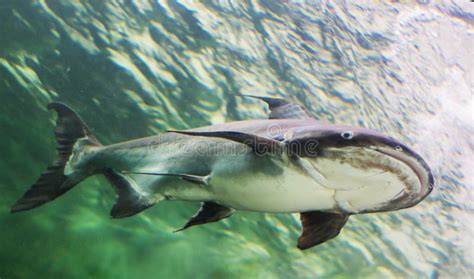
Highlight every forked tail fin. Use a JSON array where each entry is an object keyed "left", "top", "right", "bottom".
[{"left": 10, "top": 102, "right": 101, "bottom": 213}]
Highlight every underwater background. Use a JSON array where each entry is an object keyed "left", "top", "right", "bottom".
[{"left": 0, "top": 0, "right": 472, "bottom": 278}]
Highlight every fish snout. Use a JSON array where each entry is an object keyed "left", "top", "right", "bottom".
[{"left": 372, "top": 142, "right": 434, "bottom": 202}]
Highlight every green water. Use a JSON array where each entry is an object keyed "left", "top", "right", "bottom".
[{"left": 1, "top": 1, "right": 472, "bottom": 278}]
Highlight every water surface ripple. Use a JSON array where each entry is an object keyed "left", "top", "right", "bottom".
[{"left": 0, "top": 1, "right": 472, "bottom": 278}]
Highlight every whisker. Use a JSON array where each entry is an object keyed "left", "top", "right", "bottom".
[{"left": 366, "top": 170, "right": 388, "bottom": 178}]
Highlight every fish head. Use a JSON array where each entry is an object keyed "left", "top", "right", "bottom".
[{"left": 286, "top": 125, "right": 434, "bottom": 213}]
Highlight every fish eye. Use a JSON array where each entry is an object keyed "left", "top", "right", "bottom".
[
  {"left": 395, "top": 145, "right": 403, "bottom": 152},
  {"left": 341, "top": 131, "right": 353, "bottom": 140}
]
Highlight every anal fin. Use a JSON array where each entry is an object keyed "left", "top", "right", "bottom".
[
  {"left": 298, "top": 211, "right": 349, "bottom": 250},
  {"left": 175, "top": 202, "right": 234, "bottom": 232},
  {"left": 103, "top": 169, "right": 155, "bottom": 218}
]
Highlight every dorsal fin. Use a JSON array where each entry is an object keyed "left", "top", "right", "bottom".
[
  {"left": 175, "top": 202, "right": 234, "bottom": 232},
  {"left": 297, "top": 211, "right": 349, "bottom": 250},
  {"left": 242, "top": 95, "right": 312, "bottom": 119}
]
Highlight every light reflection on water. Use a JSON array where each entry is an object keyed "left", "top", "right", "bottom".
[{"left": 0, "top": 1, "right": 472, "bottom": 278}]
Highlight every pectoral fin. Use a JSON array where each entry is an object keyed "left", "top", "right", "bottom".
[
  {"left": 122, "top": 171, "right": 210, "bottom": 185},
  {"left": 168, "top": 130, "right": 284, "bottom": 156},
  {"left": 297, "top": 211, "right": 349, "bottom": 250},
  {"left": 175, "top": 202, "right": 235, "bottom": 232}
]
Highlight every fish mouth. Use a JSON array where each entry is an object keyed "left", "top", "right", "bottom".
[
  {"left": 298, "top": 142, "right": 434, "bottom": 213},
  {"left": 371, "top": 145, "right": 434, "bottom": 202}
]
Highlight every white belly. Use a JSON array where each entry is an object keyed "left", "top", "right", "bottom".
[{"left": 207, "top": 155, "right": 336, "bottom": 213}]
